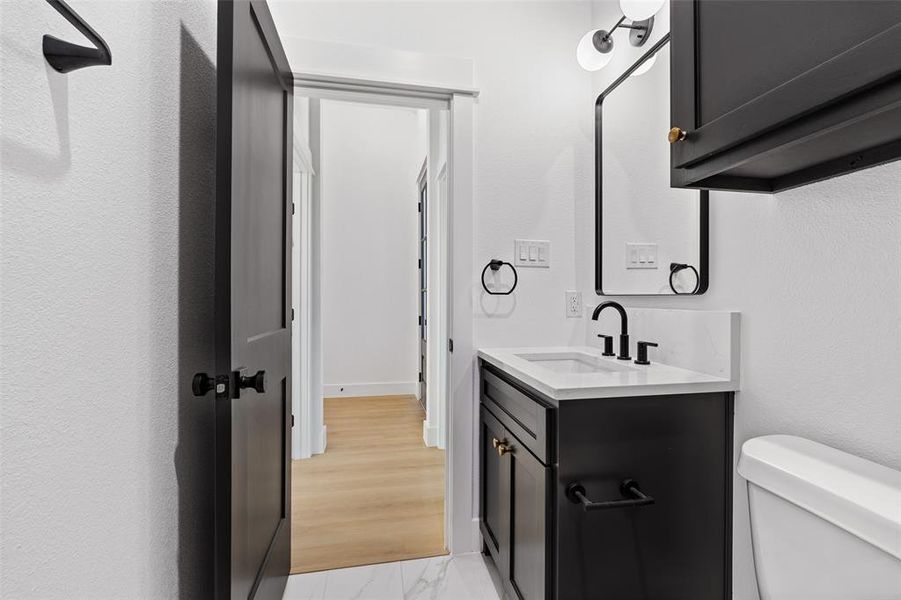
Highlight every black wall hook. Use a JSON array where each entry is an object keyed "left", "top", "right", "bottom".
[
  {"left": 481, "top": 259, "right": 518, "bottom": 295},
  {"left": 43, "top": 0, "right": 112, "bottom": 73}
]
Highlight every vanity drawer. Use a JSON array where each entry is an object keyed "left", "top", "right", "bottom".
[{"left": 480, "top": 365, "right": 553, "bottom": 465}]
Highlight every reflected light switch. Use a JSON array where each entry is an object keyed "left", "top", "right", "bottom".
[{"left": 626, "top": 243, "right": 658, "bottom": 269}]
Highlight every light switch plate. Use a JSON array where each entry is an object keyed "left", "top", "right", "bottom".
[
  {"left": 515, "top": 239, "right": 550, "bottom": 268},
  {"left": 565, "top": 290, "right": 582, "bottom": 318},
  {"left": 626, "top": 243, "right": 658, "bottom": 269}
]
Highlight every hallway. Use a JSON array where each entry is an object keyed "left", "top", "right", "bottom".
[{"left": 291, "top": 396, "right": 446, "bottom": 574}]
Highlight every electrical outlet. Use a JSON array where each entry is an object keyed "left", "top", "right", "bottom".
[{"left": 565, "top": 291, "right": 582, "bottom": 318}]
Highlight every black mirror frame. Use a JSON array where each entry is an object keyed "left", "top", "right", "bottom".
[{"left": 595, "top": 33, "right": 709, "bottom": 297}]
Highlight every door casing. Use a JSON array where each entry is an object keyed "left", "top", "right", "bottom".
[{"left": 292, "top": 75, "right": 478, "bottom": 554}]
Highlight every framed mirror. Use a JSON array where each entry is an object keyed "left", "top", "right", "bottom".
[{"left": 596, "top": 35, "right": 708, "bottom": 296}]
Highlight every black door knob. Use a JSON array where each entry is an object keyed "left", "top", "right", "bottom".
[
  {"left": 192, "top": 372, "right": 215, "bottom": 397},
  {"left": 239, "top": 370, "right": 267, "bottom": 394}
]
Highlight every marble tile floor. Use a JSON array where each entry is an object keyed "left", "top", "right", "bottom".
[{"left": 283, "top": 552, "right": 505, "bottom": 600}]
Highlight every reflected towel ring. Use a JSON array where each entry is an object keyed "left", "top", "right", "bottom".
[
  {"left": 669, "top": 262, "right": 700, "bottom": 295},
  {"left": 481, "top": 260, "right": 518, "bottom": 295}
]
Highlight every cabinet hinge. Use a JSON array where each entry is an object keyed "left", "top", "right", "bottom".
[
  {"left": 418, "top": 372, "right": 423, "bottom": 382},
  {"left": 448, "top": 338, "right": 454, "bottom": 353},
  {"left": 291, "top": 414, "right": 295, "bottom": 427},
  {"left": 292, "top": 202, "right": 295, "bottom": 215},
  {"left": 291, "top": 308, "right": 295, "bottom": 321}
]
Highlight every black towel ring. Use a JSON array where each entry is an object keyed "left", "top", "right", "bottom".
[{"left": 481, "top": 260, "right": 518, "bottom": 295}]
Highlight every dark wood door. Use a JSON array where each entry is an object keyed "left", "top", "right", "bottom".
[{"left": 215, "top": 2, "right": 293, "bottom": 598}]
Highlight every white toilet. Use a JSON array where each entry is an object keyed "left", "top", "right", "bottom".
[{"left": 738, "top": 435, "right": 901, "bottom": 600}]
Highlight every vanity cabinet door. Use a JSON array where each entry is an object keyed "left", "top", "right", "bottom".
[
  {"left": 480, "top": 407, "right": 511, "bottom": 576},
  {"left": 507, "top": 434, "right": 551, "bottom": 600},
  {"left": 670, "top": 0, "right": 901, "bottom": 192},
  {"left": 480, "top": 405, "right": 552, "bottom": 600},
  {"left": 555, "top": 394, "right": 732, "bottom": 600}
]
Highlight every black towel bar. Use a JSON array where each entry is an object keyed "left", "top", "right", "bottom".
[{"left": 566, "top": 479, "right": 655, "bottom": 511}]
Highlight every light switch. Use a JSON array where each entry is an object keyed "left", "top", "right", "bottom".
[{"left": 514, "top": 239, "right": 551, "bottom": 268}]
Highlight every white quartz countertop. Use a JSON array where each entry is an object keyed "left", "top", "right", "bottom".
[{"left": 477, "top": 346, "right": 738, "bottom": 401}]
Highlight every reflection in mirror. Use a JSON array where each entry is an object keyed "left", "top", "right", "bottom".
[{"left": 596, "top": 35, "right": 708, "bottom": 296}]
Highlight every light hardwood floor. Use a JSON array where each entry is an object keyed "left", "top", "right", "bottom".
[{"left": 291, "top": 395, "right": 446, "bottom": 574}]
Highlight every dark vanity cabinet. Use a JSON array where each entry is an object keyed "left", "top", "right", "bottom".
[
  {"left": 670, "top": 1, "right": 901, "bottom": 192},
  {"left": 479, "top": 361, "right": 734, "bottom": 600}
]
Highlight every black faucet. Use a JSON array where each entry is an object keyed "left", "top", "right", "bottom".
[{"left": 591, "top": 301, "right": 631, "bottom": 360}]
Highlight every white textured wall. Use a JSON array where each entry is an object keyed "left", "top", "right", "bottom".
[
  {"left": 269, "top": 0, "right": 595, "bottom": 350},
  {"left": 586, "top": 3, "right": 901, "bottom": 598},
  {"left": 320, "top": 101, "right": 424, "bottom": 392},
  {"left": 0, "top": 1, "right": 216, "bottom": 597}
]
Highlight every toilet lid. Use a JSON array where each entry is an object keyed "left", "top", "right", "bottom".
[{"left": 738, "top": 435, "right": 901, "bottom": 561}]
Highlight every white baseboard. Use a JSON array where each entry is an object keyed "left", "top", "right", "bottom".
[
  {"left": 423, "top": 420, "right": 439, "bottom": 447},
  {"left": 470, "top": 518, "right": 482, "bottom": 552},
  {"left": 324, "top": 381, "right": 419, "bottom": 398},
  {"left": 314, "top": 425, "right": 327, "bottom": 455}
]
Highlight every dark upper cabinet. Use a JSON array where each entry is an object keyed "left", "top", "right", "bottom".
[{"left": 670, "top": 0, "right": 901, "bottom": 192}]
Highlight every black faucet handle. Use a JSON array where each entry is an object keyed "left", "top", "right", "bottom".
[
  {"left": 634, "top": 341, "right": 658, "bottom": 365},
  {"left": 597, "top": 334, "right": 615, "bottom": 357}
]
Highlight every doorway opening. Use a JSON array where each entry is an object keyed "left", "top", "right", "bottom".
[{"left": 290, "top": 93, "right": 452, "bottom": 574}]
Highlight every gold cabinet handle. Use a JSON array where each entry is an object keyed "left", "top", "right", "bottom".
[
  {"left": 497, "top": 442, "right": 512, "bottom": 457},
  {"left": 492, "top": 437, "right": 500, "bottom": 449},
  {"left": 668, "top": 126, "right": 687, "bottom": 143}
]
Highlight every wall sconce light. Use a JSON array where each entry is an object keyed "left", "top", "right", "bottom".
[{"left": 576, "top": 0, "right": 665, "bottom": 72}]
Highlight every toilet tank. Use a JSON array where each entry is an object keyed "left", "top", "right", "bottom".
[{"left": 738, "top": 435, "right": 901, "bottom": 600}]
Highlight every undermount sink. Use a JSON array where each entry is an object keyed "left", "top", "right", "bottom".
[{"left": 515, "top": 350, "right": 636, "bottom": 374}]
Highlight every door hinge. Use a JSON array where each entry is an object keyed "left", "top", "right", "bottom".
[
  {"left": 292, "top": 202, "right": 295, "bottom": 215},
  {"left": 418, "top": 202, "right": 422, "bottom": 212},
  {"left": 418, "top": 372, "right": 423, "bottom": 382},
  {"left": 418, "top": 258, "right": 422, "bottom": 269},
  {"left": 291, "top": 308, "right": 295, "bottom": 321},
  {"left": 291, "top": 414, "right": 295, "bottom": 427},
  {"left": 448, "top": 338, "right": 454, "bottom": 353},
  {"left": 418, "top": 316, "right": 422, "bottom": 326}
]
